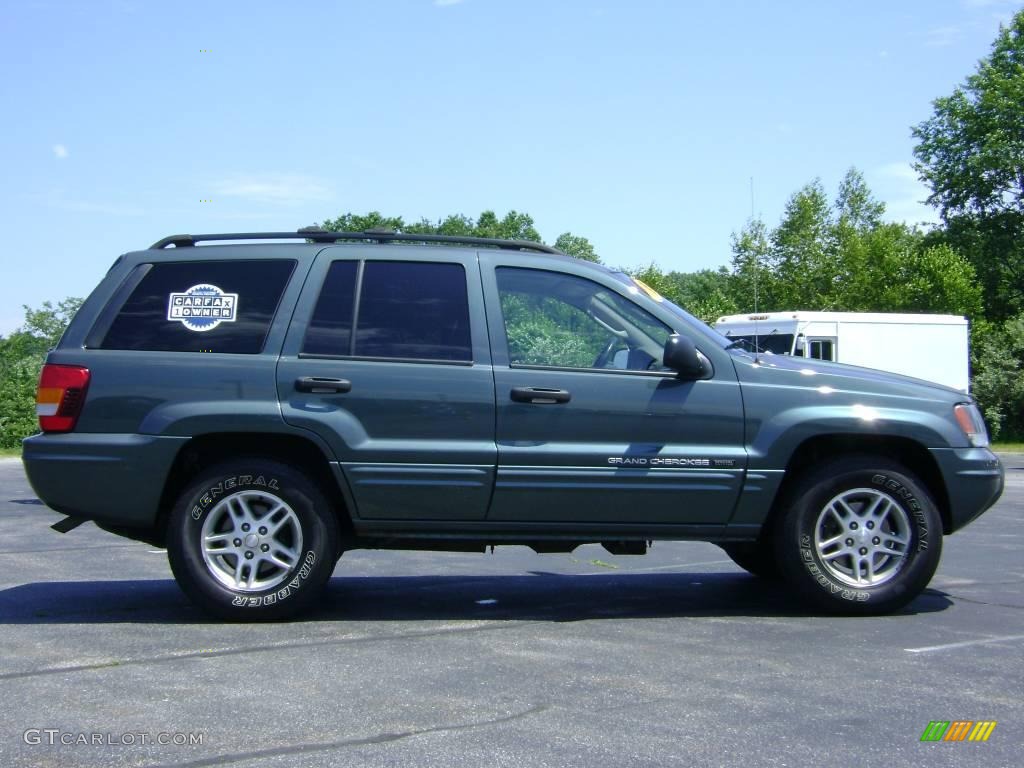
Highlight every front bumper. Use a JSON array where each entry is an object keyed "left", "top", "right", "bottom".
[
  {"left": 930, "top": 447, "right": 1004, "bottom": 533},
  {"left": 22, "top": 433, "right": 188, "bottom": 529}
]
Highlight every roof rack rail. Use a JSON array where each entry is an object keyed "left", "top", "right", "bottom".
[{"left": 149, "top": 229, "right": 563, "bottom": 255}]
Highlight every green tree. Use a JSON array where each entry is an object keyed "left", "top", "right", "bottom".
[
  {"left": 617, "top": 263, "right": 738, "bottom": 325},
  {"left": 971, "top": 315, "right": 1024, "bottom": 439},
  {"left": 770, "top": 178, "right": 837, "bottom": 309},
  {"left": 912, "top": 10, "right": 1024, "bottom": 318},
  {"left": 553, "top": 232, "right": 600, "bottom": 262},
  {"left": 0, "top": 298, "right": 83, "bottom": 449},
  {"left": 726, "top": 170, "right": 981, "bottom": 319},
  {"left": 728, "top": 217, "right": 776, "bottom": 312},
  {"left": 318, "top": 210, "right": 545, "bottom": 243}
]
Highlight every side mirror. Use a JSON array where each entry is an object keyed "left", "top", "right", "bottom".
[{"left": 663, "top": 334, "right": 706, "bottom": 379}]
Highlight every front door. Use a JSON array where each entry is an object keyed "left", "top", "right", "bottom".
[
  {"left": 277, "top": 247, "right": 496, "bottom": 521},
  {"left": 481, "top": 257, "right": 746, "bottom": 526}
]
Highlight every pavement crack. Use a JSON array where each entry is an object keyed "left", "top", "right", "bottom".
[
  {"left": 947, "top": 593, "right": 1024, "bottom": 610},
  {"left": 0, "top": 620, "right": 546, "bottom": 681},
  {"left": 151, "top": 704, "right": 549, "bottom": 768}
]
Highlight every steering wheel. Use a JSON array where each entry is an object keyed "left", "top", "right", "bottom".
[{"left": 592, "top": 335, "right": 621, "bottom": 369}]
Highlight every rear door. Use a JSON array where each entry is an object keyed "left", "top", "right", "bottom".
[
  {"left": 480, "top": 254, "right": 746, "bottom": 526},
  {"left": 277, "top": 246, "right": 496, "bottom": 521}
]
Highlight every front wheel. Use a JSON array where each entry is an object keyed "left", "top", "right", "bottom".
[
  {"left": 167, "top": 459, "right": 340, "bottom": 620},
  {"left": 774, "top": 456, "right": 943, "bottom": 615}
]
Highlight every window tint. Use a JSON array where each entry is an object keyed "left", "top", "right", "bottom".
[
  {"left": 354, "top": 261, "right": 472, "bottom": 361},
  {"left": 496, "top": 267, "right": 672, "bottom": 371},
  {"left": 101, "top": 260, "right": 295, "bottom": 353},
  {"left": 303, "top": 261, "right": 358, "bottom": 355}
]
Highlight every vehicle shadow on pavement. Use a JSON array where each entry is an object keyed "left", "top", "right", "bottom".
[{"left": 0, "top": 572, "right": 954, "bottom": 624}]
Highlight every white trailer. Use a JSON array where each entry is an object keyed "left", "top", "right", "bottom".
[{"left": 714, "top": 311, "right": 970, "bottom": 392}]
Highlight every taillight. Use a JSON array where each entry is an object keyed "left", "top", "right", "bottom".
[{"left": 36, "top": 364, "right": 90, "bottom": 433}]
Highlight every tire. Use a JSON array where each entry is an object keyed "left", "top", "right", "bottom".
[
  {"left": 167, "top": 459, "right": 340, "bottom": 621},
  {"left": 720, "top": 542, "right": 780, "bottom": 579},
  {"left": 774, "top": 456, "right": 943, "bottom": 615}
]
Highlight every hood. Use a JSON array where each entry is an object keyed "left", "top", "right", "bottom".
[{"left": 728, "top": 349, "right": 970, "bottom": 402}]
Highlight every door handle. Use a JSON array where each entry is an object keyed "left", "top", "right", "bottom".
[
  {"left": 295, "top": 376, "right": 352, "bottom": 394},
  {"left": 510, "top": 386, "right": 571, "bottom": 404}
]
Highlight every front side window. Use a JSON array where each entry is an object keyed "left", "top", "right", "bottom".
[
  {"left": 303, "top": 260, "right": 472, "bottom": 362},
  {"left": 496, "top": 267, "right": 671, "bottom": 371},
  {"left": 101, "top": 260, "right": 295, "bottom": 353}
]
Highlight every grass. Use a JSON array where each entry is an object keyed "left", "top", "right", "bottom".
[
  {"left": 0, "top": 447, "right": 22, "bottom": 459},
  {"left": 992, "top": 441, "right": 1024, "bottom": 453}
]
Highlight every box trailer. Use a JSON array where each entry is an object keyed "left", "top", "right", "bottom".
[{"left": 714, "top": 311, "right": 970, "bottom": 392}]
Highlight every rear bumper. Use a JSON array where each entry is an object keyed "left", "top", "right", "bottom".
[
  {"left": 22, "top": 433, "right": 188, "bottom": 528},
  {"left": 930, "top": 447, "right": 1004, "bottom": 533}
]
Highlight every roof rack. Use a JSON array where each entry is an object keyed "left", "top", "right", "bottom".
[{"left": 149, "top": 228, "right": 563, "bottom": 255}]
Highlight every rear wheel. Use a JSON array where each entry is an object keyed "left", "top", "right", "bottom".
[
  {"left": 774, "top": 456, "right": 942, "bottom": 615},
  {"left": 167, "top": 459, "right": 339, "bottom": 620}
]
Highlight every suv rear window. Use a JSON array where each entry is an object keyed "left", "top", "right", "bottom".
[
  {"left": 303, "top": 260, "right": 472, "bottom": 362},
  {"left": 100, "top": 260, "right": 295, "bottom": 353}
]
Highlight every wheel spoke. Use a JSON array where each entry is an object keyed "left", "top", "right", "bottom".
[
  {"left": 225, "top": 497, "right": 245, "bottom": 523},
  {"left": 863, "top": 494, "right": 886, "bottom": 521},
  {"left": 200, "top": 489, "right": 304, "bottom": 594},
  {"left": 818, "top": 534, "right": 845, "bottom": 550},
  {"left": 876, "top": 543, "right": 906, "bottom": 557},
  {"left": 272, "top": 545, "right": 299, "bottom": 567},
  {"left": 886, "top": 528, "right": 910, "bottom": 547},
  {"left": 822, "top": 547, "right": 850, "bottom": 563},
  {"left": 266, "top": 509, "right": 294, "bottom": 535},
  {"left": 813, "top": 487, "right": 914, "bottom": 588},
  {"left": 827, "top": 503, "right": 846, "bottom": 527}
]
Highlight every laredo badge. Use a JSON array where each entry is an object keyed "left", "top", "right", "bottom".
[{"left": 167, "top": 284, "right": 238, "bottom": 332}]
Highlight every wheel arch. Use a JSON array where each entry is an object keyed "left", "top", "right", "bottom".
[
  {"left": 769, "top": 434, "right": 953, "bottom": 535},
  {"left": 153, "top": 432, "right": 355, "bottom": 548}
]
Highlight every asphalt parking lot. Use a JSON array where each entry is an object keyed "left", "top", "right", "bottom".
[{"left": 0, "top": 456, "right": 1021, "bottom": 768}]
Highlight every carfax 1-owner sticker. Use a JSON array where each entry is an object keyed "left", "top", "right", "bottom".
[{"left": 167, "top": 284, "right": 238, "bottom": 332}]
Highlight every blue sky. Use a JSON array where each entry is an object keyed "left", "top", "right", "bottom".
[{"left": 1, "top": 0, "right": 1021, "bottom": 334}]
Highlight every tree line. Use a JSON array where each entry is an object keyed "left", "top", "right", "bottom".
[{"left": 2, "top": 11, "right": 1023, "bottom": 445}]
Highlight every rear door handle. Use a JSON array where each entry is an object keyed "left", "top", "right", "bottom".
[
  {"left": 295, "top": 376, "right": 352, "bottom": 394},
  {"left": 510, "top": 386, "right": 571, "bottom": 404}
]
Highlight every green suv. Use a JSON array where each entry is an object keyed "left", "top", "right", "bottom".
[{"left": 23, "top": 230, "right": 1004, "bottom": 619}]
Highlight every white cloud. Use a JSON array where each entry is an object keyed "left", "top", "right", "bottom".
[
  {"left": 962, "top": 0, "right": 1019, "bottom": 8},
  {"left": 868, "top": 162, "right": 940, "bottom": 227},
  {"left": 211, "top": 174, "right": 333, "bottom": 206},
  {"left": 925, "top": 25, "right": 960, "bottom": 47},
  {"left": 32, "top": 190, "right": 145, "bottom": 216},
  {"left": 52, "top": 144, "right": 68, "bottom": 159}
]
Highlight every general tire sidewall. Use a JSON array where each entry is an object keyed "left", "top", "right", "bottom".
[
  {"left": 779, "top": 462, "right": 942, "bottom": 612},
  {"left": 168, "top": 462, "right": 336, "bottom": 619}
]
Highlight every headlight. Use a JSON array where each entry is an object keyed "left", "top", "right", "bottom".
[{"left": 954, "top": 403, "right": 990, "bottom": 448}]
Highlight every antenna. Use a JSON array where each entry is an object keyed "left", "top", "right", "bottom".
[{"left": 751, "top": 176, "right": 760, "bottom": 363}]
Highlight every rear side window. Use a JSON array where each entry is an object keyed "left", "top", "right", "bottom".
[
  {"left": 303, "top": 260, "right": 472, "bottom": 362},
  {"left": 101, "top": 260, "right": 295, "bottom": 353}
]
